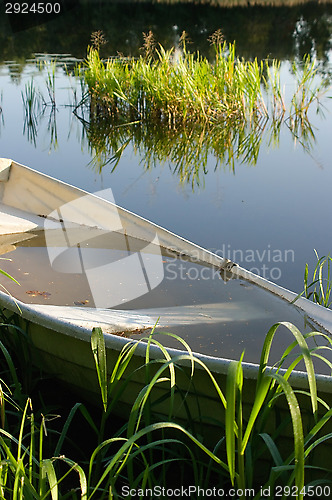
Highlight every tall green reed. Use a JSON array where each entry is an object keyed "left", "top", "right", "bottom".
[
  {"left": 37, "top": 61, "right": 57, "bottom": 108},
  {"left": 293, "top": 249, "right": 332, "bottom": 308},
  {"left": 290, "top": 55, "right": 328, "bottom": 117},
  {"left": 88, "top": 323, "right": 332, "bottom": 498},
  {"left": 41, "top": 61, "right": 58, "bottom": 151}
]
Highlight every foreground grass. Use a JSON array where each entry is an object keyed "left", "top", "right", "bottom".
[{"left": 0, "top": 319, "right": 332, "bottom": 498}]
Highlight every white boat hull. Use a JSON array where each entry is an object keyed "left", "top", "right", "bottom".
[{"left": 0, "top": 158, "right": 331, "bottom": 460}]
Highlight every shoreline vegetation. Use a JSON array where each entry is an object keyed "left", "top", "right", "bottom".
[
  {"left": 72, "top": 30, "right": 330, "bottom": 177},
  {"left": 82, "top": 31, "right": 328, "bottom": 129},
  {"left": 12, "top": 31, "right": 331, "bottom": 183},
  {"left": 0, "top": 322, "right": 331, "bottom": 498}
]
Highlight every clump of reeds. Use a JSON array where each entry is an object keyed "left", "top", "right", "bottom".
[
  {"left": 84, "top": 36, "right": 267, "bottom": 126},
  {"left": 86, "top": 324, "right": 332, "bottom": 498},
  {"left": 82, "top": 31, "right": 328, "bottom": 131},
  {"left": 21, "top": 62, "right": 60, "bottom": 150},
  {"left": 293, "top": 249, "right": 332, "bottom": 308}
]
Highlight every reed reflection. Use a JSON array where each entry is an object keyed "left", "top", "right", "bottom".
[
  {"left": 9, "top": 52, "right": 328, "bottom": 188},
  {"left": 74, "top": 103, "right": 319, "bottom": 189}
]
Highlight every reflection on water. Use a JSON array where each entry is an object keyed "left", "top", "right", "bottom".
[
  {"left": 22, "top": 79, "right": 58, "bottom": 150},
  {"left": 12, "top": 55, "right": 326, "bottom": 188},
  {"left": 77, "top": 105, "right": 321, "bottom": 186}
]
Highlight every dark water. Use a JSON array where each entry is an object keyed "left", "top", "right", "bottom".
[
  {"left": 0, "top": 1, "right": 332, "bottom": 361},
  {"left": 2, "top": 1, "right": 332, "bottom": 62}
]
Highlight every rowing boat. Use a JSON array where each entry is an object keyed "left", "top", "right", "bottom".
[{"left": 0, "top": 158, "right": 331, "bottom": 447}]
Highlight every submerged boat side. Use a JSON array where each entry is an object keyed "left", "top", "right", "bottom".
[{"left": 0, "top": 158, "right": 233, "bottom": 269}]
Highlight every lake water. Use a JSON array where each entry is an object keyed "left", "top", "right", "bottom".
[{"left": 0, "top": 1, "right": 332, "bottom": 366}]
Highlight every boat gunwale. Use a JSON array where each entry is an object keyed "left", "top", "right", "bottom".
[{"left": 1, "top": 289, "right": 331, "bottom": 395}]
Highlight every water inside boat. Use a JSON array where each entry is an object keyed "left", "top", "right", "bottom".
[{"left": 0, "top": 228, "right": 330, "bottom": 370}]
